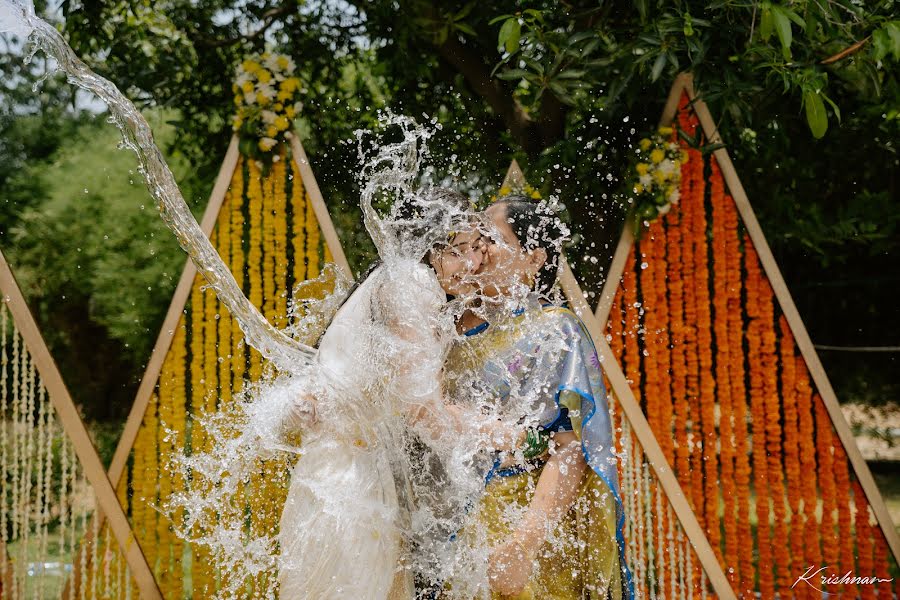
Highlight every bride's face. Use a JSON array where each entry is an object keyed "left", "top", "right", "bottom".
[{"left": 429, "top": 226, "right": 488, "bottom": 297}]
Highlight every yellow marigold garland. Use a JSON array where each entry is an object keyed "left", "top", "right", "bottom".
[
  {"left": 189, "top": 269, "right": 209, "bottom": 598},
  {"left": 169, "top": 323, "right": 188, "bottom": 598},
  {"left": 290, "top": 158, "right": 308, "bottom": 286},
  {"left": 262, "top": 157, "right": 277, "bottom": 322},
  {"left": 247, "top": 160, "right": 264, "bottom": 382},
  {"left": 273, "top": 147, "right": 289, "bottom": 328},
  {"left": 230, "top": 158, "right": 247, "bottom": 391},
  {"left": 305, "top": 187, "right": 321, "bottom": 278}
]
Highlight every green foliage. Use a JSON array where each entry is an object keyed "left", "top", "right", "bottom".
[
  {"left": 0, "top": 0, "right": 897, "bottom": 419},
  {"left": 0, "top": 108, "right": 206, "bottom": 420}
]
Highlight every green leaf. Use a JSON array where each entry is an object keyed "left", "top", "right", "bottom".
[
  {"left": 873, "top": 28, "right": 891, "bottom": 62},
  {"left": 772, "top": 7, "right": 793, "bottom": 59},
  {"left": 683, "top": 12, "right": 694, "bottom": 37},
  {"left": 556, "top": 69, "right": 586, "bottom": 79},
  {"left": 873, "top": 23, "right": 900, "bottom": 62},
  {"left": 651, "top": 52, "right": 667, "bottom": 81},
  {"left": 759, "top": 6, "right": 774, "bottom": 41},
  {"left": 498, "top": 18, "right": 521, "bottom": 54},
  {"left": 783, "top": 8, "right": 806, "bottom": 29},
  {"left": 496, "top": 68, "right": 528, "bottom": 80},
  {"left": 454, "top": 22, "right": 476, "bottom": 37},
  {"left": 489, "top": 14, "right": 512, "bottom": 25},
  {"left": 804, "top": 90, "right": 828, "bottom": 138},
  {"left": 822, "top": 93, "right": 841, "bottom": 123}
]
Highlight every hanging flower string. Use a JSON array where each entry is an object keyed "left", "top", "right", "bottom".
[
  {"left": 232, "top": 52, "right": 303, "bottom": 159},
  {"left": 626, "top": 127, "right": 687, "bottom": 235}
]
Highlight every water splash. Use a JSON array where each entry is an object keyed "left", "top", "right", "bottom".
[{"left": 4, "top": 0, "right": 315, "bottom": 373}]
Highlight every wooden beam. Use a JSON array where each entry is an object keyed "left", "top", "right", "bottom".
[
  {"left": 63, "top": 135, "right": 239, "bottom": 599},
  {"left": 0, "top": 250, "right": 162, "bottom": 600},
  {"left": 686, "top": 77, "right": 900, "bottom": 565},
  {"left": 108, "top": 134, "right": 239, "bottom": 488},
  {"left": 289, "top": 134, "right": 352, "bottom": 279},
  {"left": 560, "top": 256, "right": 737, "bottom": 599}
]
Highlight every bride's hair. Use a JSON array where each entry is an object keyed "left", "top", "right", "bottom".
[{"left": 492, "top": 195, "right": 568, "bottom": 297}]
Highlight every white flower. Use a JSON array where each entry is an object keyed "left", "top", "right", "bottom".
[
  {"left": 259, "top": 137, "right": 278, "bottom": 151},
  {"left": 667, "top": 142, "right": 680, "bottom": 152},
  {"left": 234, "top": 71, "right": 252, "bottom": 88},
  {"left": 244, "top": 92, "right": 257, "bottom": 105},
  {"left": 293, "top": 101, "right": 304, "bottom": 114},
  {"left": 256, "top": 82, "right": 277, "bottom": 100},
  {"left": 658, "top": 159, "right": 676, "bottom": 176},
  {"left": 639, "top": 173, "right": 653, "bottom": 188},
  {"left": 261, "top": 110, "right": 278, "bottom": 124},
  {"left": 659, "top": 203, "right": 672, "bottom": 215},
  {"left": 263, "top": 53, "right": 282, "bottom": 73},
  {"left": 667, "top": 188, "right": 681, "bottom": 204}
]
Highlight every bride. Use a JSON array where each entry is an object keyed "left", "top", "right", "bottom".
[{"left": 274, "top": 186, "right": 486, "bottom": 599}]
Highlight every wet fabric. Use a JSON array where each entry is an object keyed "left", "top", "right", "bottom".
[{"left": 444, "top": 302, "right": 635, "bottom": 599}]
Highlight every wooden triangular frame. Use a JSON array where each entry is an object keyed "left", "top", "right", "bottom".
[
  {"left": 69, "top": 131, "right": 352, "bottom": 595},
  {"left": 593, "top": 72, "right": 900, "bottom": 566},
  {"left": 0, "top": 249, "right": 162, "bottom": 600},
  {"left": 109, "top": 131, "right": 351, "bottom": 489},
  {"left": 501, "top": 161, "right": 737, "bottom": 599}
]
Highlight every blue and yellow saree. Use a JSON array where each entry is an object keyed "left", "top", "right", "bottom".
[{"left": 444, "top": 301, "right": 634, "bottom": 600}]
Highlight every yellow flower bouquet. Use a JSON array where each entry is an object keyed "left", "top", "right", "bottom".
[
  {"left": 626, "top": 126, "right": 687, "bottom": 235},
  {"left": 231, "top": 52, "right": 303, "bottom": 162}
]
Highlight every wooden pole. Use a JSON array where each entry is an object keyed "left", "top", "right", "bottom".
[
  {"left": 0, "top": 250, "right": 162, "bottom": 600},
  {"left": 502, "top": 161, "right": 737, "bottom": 599}
]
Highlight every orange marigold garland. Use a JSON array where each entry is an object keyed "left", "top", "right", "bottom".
[
  {"left": 779, "top": 317, "right": 805, "bottom": 594},
  {"left": 851, "top": 479, "right": 876, "bottom": 600},
  {"left": 745, "top": 238, "right": 775, "bottom": 598},
  {"left": 668, "top": 142, "right": 691, "bottom": 489},
  {"left": 686, "top": 147, "right": 707, "bottom": 541},
  {"left": 794, "top": 356, "right": 823, "bottom": 582},
  {"left": 754, "top": 263, "right": 790, "bottom": 593},
  {"left": 832, "top": 438, "right": 856, "bottom": 597},
  {"left": 815, "top": 397, "right": 838, "bottom": 571},
  {"left": 710, "top": 155, "right": 738, "bottom": 581},
  {"left": 691, "top": 153, "right": 721, "bottom": 565},
  {"left": 726, "top": 203, "right": 753, "bottom": 596},
  {"left": 621, "top": 251, "right": 644, "bottom": 580}
]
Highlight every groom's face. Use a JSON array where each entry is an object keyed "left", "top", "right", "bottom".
[{"left": 429, "top": 226, "right": 488, "bottom": 297}]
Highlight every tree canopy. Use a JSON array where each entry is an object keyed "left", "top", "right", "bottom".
[{"left": 0, "top": 0, "right": 897, "bottom": 422}]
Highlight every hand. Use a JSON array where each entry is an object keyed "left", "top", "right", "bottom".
[
  {"left": 488, "top": 537, "right": 536, "bottom": 598},
  {"left": 284, "top": 392, "right": 318, "bottom": 432}
]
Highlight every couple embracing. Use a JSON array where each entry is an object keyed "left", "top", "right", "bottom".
[{"left": 275, "top": 187, "right": 634, "bottom": 600}]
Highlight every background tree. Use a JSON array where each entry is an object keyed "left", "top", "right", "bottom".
[{"left": 0, "top": 0, "right": 897, "bottom": 429}]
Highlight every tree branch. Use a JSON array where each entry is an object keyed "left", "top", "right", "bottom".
[
  {"left": 193, "top": 3, "right": 297, "bottom": 48},
  {"left": 432, "top": 34, "right": 541, "bottom": 154}
]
